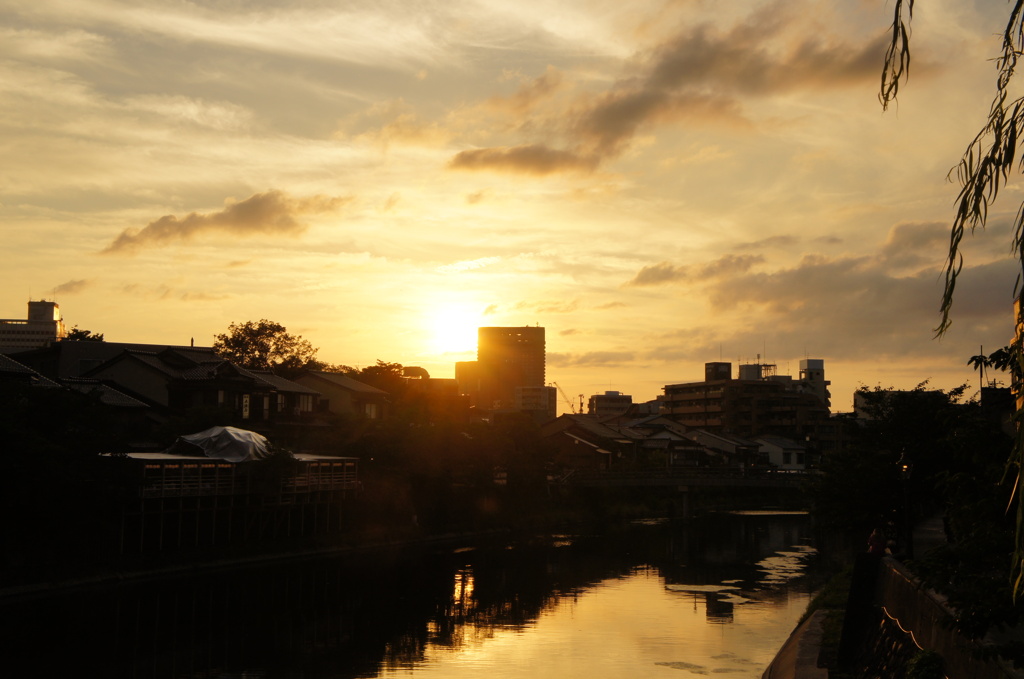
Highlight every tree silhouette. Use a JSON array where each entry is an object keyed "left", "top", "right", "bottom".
[
  {"left": 213, "top": 319, "right": 320, "bottom": 376},
  {"left": 882, "top": 1, "right": 1024, "bottom": 336},
  {"left": 882, "top": 0, "right": 1024, "bottom": 599},
  {"left": 65, "top": 326, "right": 104, "bottom": 341}
]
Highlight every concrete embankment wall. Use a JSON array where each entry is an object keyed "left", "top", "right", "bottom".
[
  {"left": 762, "top": 555, "right": 1024, "bottom": 679},
  {"left": 872, "top": 557, "right": 1019, "bottom": 679}
]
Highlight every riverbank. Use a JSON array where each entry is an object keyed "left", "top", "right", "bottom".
[
  {"left": 762, "top": 515, "right": 1024, "bottom": 679},
  {"left": 0, "top": 527, "right": 514, "bottom": 604}
]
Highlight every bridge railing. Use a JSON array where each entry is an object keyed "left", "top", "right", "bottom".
[{"left": 552, "top": 467, "right": 812, "bottom": 487}]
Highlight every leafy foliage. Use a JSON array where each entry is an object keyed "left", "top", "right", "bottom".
[
  {"left": 811, "top": 383, "right": 1023, "bottom": 645},
  {"left": 808, "top": 384, "right": 1004, "bottom": 531},
  {"left": 64, "top": 326, "right": 105, "bottom": 341},
  {"left": 906, "top": 650, "right": 944, "bottom": 679},
  {"left": 882, "top": 0, "right": 1024, "bottom": 601},
  {"left": 883, "top": 0, "right": 1024, "bottom": 335},
  {"left": 213, "top": 319, "right": 320, "bottom": 376}
]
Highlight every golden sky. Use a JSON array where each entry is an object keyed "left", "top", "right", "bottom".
[{"left": 2, "top": 0, "right": 1020, "bottom": 411}]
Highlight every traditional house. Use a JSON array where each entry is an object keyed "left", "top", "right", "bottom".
[
  {"left": 83, "top": 348, "right": 319, "bottom": 428},
  {"left": 294, "top": 370, "right": 389, "bottom": 420},
  {"left": 683, "top": 430, "right": 765, "bottom": 470},
  {"left": 539, "top": 414, "right": 636, "bottom": 471},
  {"left": 754, "top": 434, "right": 811, "bottom": 472}
]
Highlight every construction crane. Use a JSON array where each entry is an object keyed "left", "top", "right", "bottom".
[{"left": 551, "top": 382, "right": 583, "bottom": 414}]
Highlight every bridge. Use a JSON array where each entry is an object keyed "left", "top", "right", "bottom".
[
  {"left": 554, "top": 468, "right": 811, "bottom": 489},
  {"left": 551, "top": 468, "right": 811, "bottom": 516}
]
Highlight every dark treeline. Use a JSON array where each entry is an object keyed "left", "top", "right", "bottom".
[{"left": 808, "top": 383, "right": 1022, "bottom": 658}]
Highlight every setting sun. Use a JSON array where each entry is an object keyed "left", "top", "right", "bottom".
[{"left": 428, "top": 305, "right": 483, "bottom": 355}]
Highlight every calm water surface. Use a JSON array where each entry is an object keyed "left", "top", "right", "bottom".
[{"left": 3, "top": 511, "right": 822, "bottom": 678}]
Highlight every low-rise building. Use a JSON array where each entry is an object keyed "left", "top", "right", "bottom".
[
  {"left": 295, "top": 370, "right": 389, "bottom": 420},
  {"left": 754, "top": 434, "right": 810, "bottom": 471},
  {"left": 587, "top": 391, "right": 633, "bottom": 418}
]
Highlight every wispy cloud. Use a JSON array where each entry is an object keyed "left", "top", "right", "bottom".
[
  {"left": 103, "top": 190, "right": 349, "bottom": 254},
  {"left": 449, "top": 145, "right": 597, "bottom": 175},
  {"left": 54, "top": 279, "right": 91, "bottom": 294},
  {"left": 625, "top": 254, "right": 763, "bottom": 287},
  {"left": 447, "top": 10, "right": 885, "bottom": 175},
  {"left": 436, "top": 256, "right": 501, "bottom": 273},
  {"left": 12, "top": 1, "right": 456, "bottom": 72},
  {"left": 549, "top": 351, "right": 636, "bottom": 367}
]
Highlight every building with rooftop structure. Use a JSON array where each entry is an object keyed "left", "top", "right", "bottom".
[
  {"left": 0, "top": 300, "right": 67, "bottom": 353},
  {"left": 659, "top": 360, "right": 835, "bottom": 447},
  {"left": 587, "top": 390, "right": 633, "bottom": 418}
]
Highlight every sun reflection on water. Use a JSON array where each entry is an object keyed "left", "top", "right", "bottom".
[{"left": 377, "top": 544, "right": 817, "bottom": 679}]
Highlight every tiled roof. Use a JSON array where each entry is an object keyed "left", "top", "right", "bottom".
[
  {"left": 62, "top": 377, "right": 149, "bottom": 408},
  {"left": 0, "top": 353, "right": 60, "bottom": 387},
  {"left": 300, "top": 371, "right": 388, "bottom": 395},
  {"left": 245, "top": 369, "right": 321, "bottom": 394}
]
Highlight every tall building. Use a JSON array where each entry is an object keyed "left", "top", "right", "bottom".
[
  {"left": 459, "top": 326, "right": 546, "bottom": 412},
  {"left": 0, "top": 300, "right": 67, "bottom": 353}
]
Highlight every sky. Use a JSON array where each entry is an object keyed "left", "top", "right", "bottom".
[{"left": 2, "top": 0, "right": 1022, "bottom": 413}]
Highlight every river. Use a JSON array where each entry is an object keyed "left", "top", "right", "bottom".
[{"left": 2, "top": 511, "right": 826, "bottom": 678}]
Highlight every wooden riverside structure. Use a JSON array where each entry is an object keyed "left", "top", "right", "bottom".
[{"left": 112, "top": 452, "right": 360, "bottom": 555}]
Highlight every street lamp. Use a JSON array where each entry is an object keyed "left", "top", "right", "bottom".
[{"left": 898, "top": 452, "right": 914, "bottom": 559}]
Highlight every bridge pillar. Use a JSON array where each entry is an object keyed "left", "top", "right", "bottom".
[{"left": 677, "top": 486, "right": 690, "bottom": 519}]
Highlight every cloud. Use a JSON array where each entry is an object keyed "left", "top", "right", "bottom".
[
  {"left": 118, "top": 282, "right": 231, "bottom": 302},
  {"left": 700, "top": 253, "right": 1018, "bottom": 360},
  {"left": 736, "top": 235, "right": 799, "bottom": 250},
  {"left": 364, "top": 112, "right": 450, "bottom": 148},
  {"left": 625, "top": 254, "right": 763, "bottom": 287},
  {"left": 53, "top": 279, "right": 91, "bottom": 294},
  {"left": 103, "top": 190, "right": 349, "bottom": 254},
  {"left": 448, "top": 12, "right": 885, "bottom": 174},
  {"left": 549, "top": 351, "right": 636, "bottom": 367},
  {"left": 514, "top": 299, "right": 581, "bottom": 314},
  {"left": 881, "top": 221, "right": 949, "bottom": 269},
  {"left": 486, "top": 66, "right": 565, "bottom": 115},
  {"left": 644, "top": 24, "right": 886, "bottom": 96},
  {"left": 436, "top": 256, "right": 501, "bottom": 273},
  {"left": 449, "top": 144, "right": 597, "bottom": 175},
  {"left": 626, "top": 261, "right": 686, "bottom": 286},
  {"left": 575, "top": 90, "right": 749, "bottom": 157}
]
